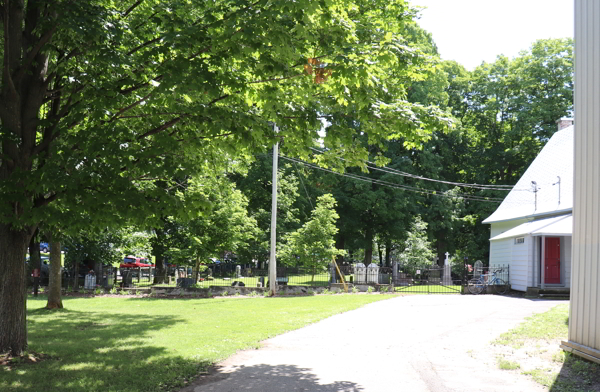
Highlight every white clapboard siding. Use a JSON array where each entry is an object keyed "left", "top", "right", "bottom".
[
  {"left": 562, "top": 237, "right": 572, "bottom": 288},
  {"left": 569, "top": 0, "right": 600, "bottom": 362},
  {"left": 510, "top": 236, "right": 529, "bottom": 291}
]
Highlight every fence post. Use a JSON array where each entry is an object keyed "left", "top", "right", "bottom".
[
  {"left": 329, "top": 263, "right": 336, "bottom": 284},
  {"left": 462, "top": 256, "right": 468, "bottom": 294},
  {"left": 392, "top": 260, "right": 397, "bottom": 288}
]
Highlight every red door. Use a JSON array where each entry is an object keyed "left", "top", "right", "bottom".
[{"left": 545, "top": 237, "right": 561, "bottom": 284}]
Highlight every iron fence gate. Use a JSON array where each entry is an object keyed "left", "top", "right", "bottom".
[{"left": 392, "top": 264, "right": 463, "bottom": 294}]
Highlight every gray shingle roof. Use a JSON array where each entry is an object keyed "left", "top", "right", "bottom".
[{"left": 483, "top": 126, "right": 573, "bottom": 224}]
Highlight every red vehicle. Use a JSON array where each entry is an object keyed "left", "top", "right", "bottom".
[{"left": 120, "top": 255, "right": 154, "bottom": 269}]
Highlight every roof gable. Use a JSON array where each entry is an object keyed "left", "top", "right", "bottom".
[{"left": 483, "top": 126, "right": 573, "bottom": 224}]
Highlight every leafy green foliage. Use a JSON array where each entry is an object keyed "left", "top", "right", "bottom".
[
  {"left": 165, "top": 175, "right": 257, "bottom": 267},
  {"left": 397, "top": 216, "right": 435, "bottom": 268},
  {"left": 64, "top": 228, "right": 151, "bottom": 269},
  {"left": 279, "top": 194, "right": 345, "bottom": 278}
]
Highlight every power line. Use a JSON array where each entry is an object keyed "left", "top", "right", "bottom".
[
  {"left": 279, "top": 155, "right": 503, "bottom": 203},
  {"left": 292, "top": 161, "right": 314, "bottom": 210},
  {"left": 308, "top": 147, "right": 520, "bottom": 191}
]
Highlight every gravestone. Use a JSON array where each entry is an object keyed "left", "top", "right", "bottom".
[
  {"left": 367, "top": 263, "right": 379, "bottom": 284},
  {"left": 236, "top": 265, "right": 241, "bottom": 278},
  {"left": 428, "top": 259, "right": 441, "bottom": 284},
  {"left": 474, "top": 260, "right": 483, "bottom": 278},
  {"left": 355, "top": 263, "right": 367, "bottom": 284},
  {"left": 442, "top": 252, "right": 453, "bottom": 285}
]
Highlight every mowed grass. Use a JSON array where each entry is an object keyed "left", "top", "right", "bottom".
[
  {"left": 2, "top": 294, "right": 394, "bottom": 392},
  {"left": 494, "top": 304, "right": 570, "bottom": 349},
  {"left": 493, "top": 304, "right": 600, "bottom": 391}
]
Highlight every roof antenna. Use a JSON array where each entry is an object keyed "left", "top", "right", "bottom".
[
  {"left": 531, "top": 181, "right": 539, "bottom": 211},
  {"left": 552, "top": 176, "right": 561, "bottom": 205}
]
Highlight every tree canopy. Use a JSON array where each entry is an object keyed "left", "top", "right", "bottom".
[{"left": 1, "top": 0, "right": 449, "bottom": 355}]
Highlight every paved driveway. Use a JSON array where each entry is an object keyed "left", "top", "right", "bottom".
[{"left": 183, "top": 295, "right": 564, "bottom": 392}]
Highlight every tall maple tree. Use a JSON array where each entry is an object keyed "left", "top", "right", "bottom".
[{"left": 0, "top": 0, "right": 447, "bottom": 355}]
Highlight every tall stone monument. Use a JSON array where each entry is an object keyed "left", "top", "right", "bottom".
[{"left": 442, "top": 252, "right": 453, "bottom": 285}]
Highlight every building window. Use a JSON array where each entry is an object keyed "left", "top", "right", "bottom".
[{"left": 515, "top": 237, "right": 525, "bottom": 244}]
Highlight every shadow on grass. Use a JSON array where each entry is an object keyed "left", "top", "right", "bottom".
[
  {"left": 549, "top": 352, "right": 600, "bottom": 392},
  {"left": 2, "top": 305, "right": 206, "bottom": 392},
  {"left": 184, "top": 363, "right": 363, "bottom": 392}
]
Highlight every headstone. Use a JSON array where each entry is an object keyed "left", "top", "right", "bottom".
[
  {"left": 367, "top": 263, "right": 379, "bottom": 284},
  {"left": 236, "top": 265, "right": 241, "bottom": 278},
  {"left": 444, "top": 252, "right": 450, "bottom": 266},
  {"left": 428, "top": 267, "right": 441, "bottom": 284},
  {"left": 474, "top": 260, "right": 483, "bottom": 278},
  {"left": 442, "top": 260, "right": 452, "bottom": 285},
  {"left": 355, "top": 263, "right": 367, "bottom": 284}
]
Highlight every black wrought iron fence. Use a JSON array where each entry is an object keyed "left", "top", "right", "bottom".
[
  {"left": 392, "top": 263, "right": 463, "bottom": 294},
  {"left": 130, "top": 266, "right": 334, "bottom": 288}
]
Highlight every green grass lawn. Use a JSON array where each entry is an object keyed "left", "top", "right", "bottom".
[
  {"left": 2, "top": 294, "right": 394, "bottom": 392},
  {"left": 493, "top": 304, "right": 600, "bottom": 391}
]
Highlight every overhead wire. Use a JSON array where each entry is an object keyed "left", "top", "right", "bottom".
[
  {"left": 292, "top": 160, "right": 314, "bottom": 209},
  {"left": 308, "top": 147, "right": 524, "bottom": 191},
  {"left": 279, "top": 155, "right": 504, "bottom": 203}
]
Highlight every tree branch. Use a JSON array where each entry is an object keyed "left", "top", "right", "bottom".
[
  {"left": 2, "top": 0, "right": 18, "bottom": 99},
  {"left": 123, "top": 0, "right": 144, "bottom": 18},
  {"left": 250, "top": 73, "right": 304, "bottom": 84},
  {"left": 127, "top": 36, "right": 162, "bottom": 56},
  {"left": 14, "top": 24, "right": 58, "bottom": 83},
  {"left": 111, "top": 91, "right": 154, "bottom": 121},
  {"left": 137, "top": 117, "right": 182, "bottom": 140},
  {"left": 120, "top": 75, "right": 163, "bottom": 95},
  {"left": 33, "top": 192, "right": 61, "bottom": 208}
]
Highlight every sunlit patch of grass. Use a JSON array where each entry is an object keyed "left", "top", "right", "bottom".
[
  {"left": 522, "top": 368, "right": 557, "bottom": 387},
  {"left": 0, "top": 294, "right": 394, "bottom": 392},
  {"left": 497, "top": 357, "right": 521, "bottom": 370},
  {"left": 493, "top": 304, "right": 569, "bottom": 349}
]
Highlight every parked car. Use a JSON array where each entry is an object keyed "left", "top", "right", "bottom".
[
  {"left": 40, "top": 242, "right": 49, "bottom": 253},
  {"left": 25, "top": 256, "right": 50, "bottom": 277},
  {"left": 120, "top": 255, "right": 153, "bottom": 268},
  {"left": 120, "top": 256, "right": 154, "bottom": 278}
]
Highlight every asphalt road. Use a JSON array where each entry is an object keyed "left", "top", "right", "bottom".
[{"left": 182, "top": 295, "right": 564, "bottom": 392}]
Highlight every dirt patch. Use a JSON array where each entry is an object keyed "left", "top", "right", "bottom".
[{"left": 475, "top": 337, "right": 600, "bottom": 391}]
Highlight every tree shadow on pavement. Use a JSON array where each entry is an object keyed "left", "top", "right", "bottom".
[{"left": 184, "top": 363, "right": 363, "bottom": 392}]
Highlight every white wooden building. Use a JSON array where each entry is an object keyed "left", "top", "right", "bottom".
[
  {"left": 483, "top": 122, "right": 573, "bottom": 292},
  {"left": 561, "top": 0, "right": 600, "bottom": 364}
]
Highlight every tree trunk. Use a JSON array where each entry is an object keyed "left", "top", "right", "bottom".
[
  {"left": 73, "top": 256, "right": 80, "bottom": 291},
  {"left": 151, "top": 227, "right": 167, "bottom": 284},
  {"left": 363, "top": 228, "right": 374, "bottom": 266},
  {"left": 0, "top": 225, "right": 33, "bottom": 356},
  {"left": 194, "top": 255, "right": 200, "bottom": 282},
  {"left": 436, "top": 232, "right": 447, "bottom": 267},
  {"left": 385, "top": 240, "right": 392, "bottom": 267},
  {"left": 46, "top": 241, "right": 63, "bottom": 309},
  {"left": 378, "top": 243, "right": 383, "bottom": 266},
  {"left": 28, "top": 230, "right": 42, "bottom": 294}
]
